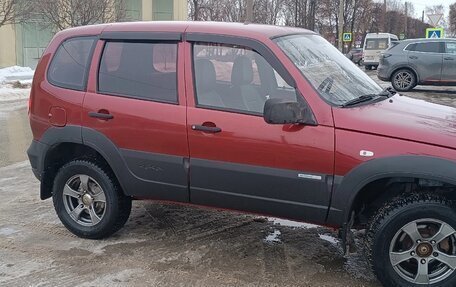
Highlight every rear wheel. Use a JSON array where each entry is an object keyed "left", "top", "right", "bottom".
[
  {"left": 365, "top": 65, "right": 372, "bottom": 71},
  {"left": 366, "top": 193, "right": 456, "bottom": 287},
  {"left": 52, "top": 160, "right": 132, "bottom": 239},
  {"left": 392, "top": 69, "right": 416, "bottom": 91}
]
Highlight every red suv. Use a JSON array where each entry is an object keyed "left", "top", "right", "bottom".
[{"left": 27, "top": 22, "right": 456, "bottom": 287}]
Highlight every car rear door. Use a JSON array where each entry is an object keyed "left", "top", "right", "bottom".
[
  {"left": 442, "top": 41, "right": 456, "bottom": 82},
  {"left": 407, "top": 41, "right": 443, "bottom": 83},
  {"left": 82, "top": 33, "right": 190, "bottom": 202},
  {"left": 184, "top": 35, "right": 335, "bottom": 223}
]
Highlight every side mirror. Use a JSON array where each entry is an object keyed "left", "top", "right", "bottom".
[{"left": 263, "top": 98, "right": 312, "bottom": 125}]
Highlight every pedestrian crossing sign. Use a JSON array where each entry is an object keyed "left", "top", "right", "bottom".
[
  {"left": 343, "top": 33, "right": 352, "bottom": 42},
  {"left": 426, "top": 28, "right": 444, "bottom": 39}
]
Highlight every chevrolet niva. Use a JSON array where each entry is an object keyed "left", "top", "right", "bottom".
[{"left": 27, "top": 22, "right": 456, "bottom": 287}]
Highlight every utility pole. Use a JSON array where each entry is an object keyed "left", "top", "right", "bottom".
[
  {"left": 404, "top": 2, "right": 408, "bottom": 37},
  {"left": 308, "top": 0, "right": 316, "bottom": 31},
  {"left": 246, "top": 0, "right": 253, "bottom": 23},
  {"left": 338, "top": 0, "right": 344, "bottom": 51},
  {"left": 295, "top": 0, "right": 298, "bottom": 27},
  {"left": 422, "top": 10, "right": 425, "bottom": 23},
  {"left": 383, "top": 0, "right": 387, "bottom": 32}
]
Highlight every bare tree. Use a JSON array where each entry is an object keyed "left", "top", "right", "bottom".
[
  {"left": 450, "top": 3, "right": 456, "bottom": 37},
  {"left": 0, "top": 0, "right": 33, "bottom": 27},
  {"left": 37, "top": 0, "right": 126, "bottom": 31}
]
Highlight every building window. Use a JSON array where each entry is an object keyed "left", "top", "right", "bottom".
[
  {"left": 153, "top": 0, "right": 173, "bottom": 20},
  {"left": 98, "top": 41, "right": 178, "bottom": 103}
]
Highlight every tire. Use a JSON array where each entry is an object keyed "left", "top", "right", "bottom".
[
  {"left": 52, "top": 160, "right": 132, "bottom": 239},
  {"left": 365, "top": 65, "right": 372, "bottom": 71},
  {"left": 391, "top": 69, "right": 417, "bottom": 92},
  {"left": 366, "top": 193, "right": 456, "bottom": 287}
]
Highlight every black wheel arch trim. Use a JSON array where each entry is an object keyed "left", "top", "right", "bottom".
[
  {"left": 327, "top": 155, "right": 456, "bottom": 227},
  {"left": 29, "top": 125, "right": 189, "bottom": 202}
]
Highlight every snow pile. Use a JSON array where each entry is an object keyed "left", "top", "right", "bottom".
[
  {"left": 0, "top": 87, "right": 30, "bottom": 102},
  {"left": 0, "top": 66, "right": 34, "bottom": 84},
  {"left": 0, "top": 66, "right": 33, "bottom": 105}
]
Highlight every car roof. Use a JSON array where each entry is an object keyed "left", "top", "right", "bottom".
[
  {"left": 57, "top": 21, "right": 316, "bottom": 41},
  {"left": 400, "top": 38, "right": 455, "bottom": 43}
]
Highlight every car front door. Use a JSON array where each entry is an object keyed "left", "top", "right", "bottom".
[
  {"left": 184, "top": 35, "right": 335, "bottom": 223},
  {"left": 442, "top": 41, "right": 456, "bottom": 82},
  {"left": 82, "top": 35, "right": 189, "bottom": 202},
  {"left": 408, "top": 41, "right": 443, "bottom": 83}
]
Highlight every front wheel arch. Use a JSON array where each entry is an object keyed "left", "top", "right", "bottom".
[{"left": 327, "top": 156, "right": 456, "bottom": 228}]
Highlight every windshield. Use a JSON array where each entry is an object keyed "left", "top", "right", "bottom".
[{"left": 274, "top": 34, "right": 382, "bottom": 106}]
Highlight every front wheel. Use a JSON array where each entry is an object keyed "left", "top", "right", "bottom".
[
  {"left": 392, "top": 69, "right": 416, "bottom": 91},
  {"left": 52, "top": 160, "right": 132, "bottom": 239},
  {"left": 366, "top": 193, "right": 456, "bottom": 287}
]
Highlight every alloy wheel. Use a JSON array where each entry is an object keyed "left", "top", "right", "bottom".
[
  {"left": 62, "top": 174, "right": 107, "bottom": 226},
  {"left": 389, "top": 218, "right": 456, "bottom": 285},
  {"left": 394, "top": 71, "right": 413, "bottom": 90}
]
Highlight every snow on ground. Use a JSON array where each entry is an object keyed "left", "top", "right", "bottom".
[
  {"left": 319, "top": 234, "right": 339, "bottom": 245},
  {"left": 264, "top": 229, "right": 282, "bottom": 244},
  {"left": 0, "top": 66, "right": 33, "bottom": 111},
  {"left": 0, "top": 66, "right": 34, "bottom": 84},
  {"left": 268, "top": 217, "right": 319, "bottom": 229},
  {"left": 0, "top": 87, "right": 30, "bottom": 102}
]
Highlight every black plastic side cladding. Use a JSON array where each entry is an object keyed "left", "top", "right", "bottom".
[{"left": 327, "top": 155, "right": 456, "bottom": 227}]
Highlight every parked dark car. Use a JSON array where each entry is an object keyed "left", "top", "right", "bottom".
[
  {"left": 378, "top": 38, "right": 456, "bottom": 91},
  {"left": 346, "top": 48, "right": 363, "bottom": 65},
  {"left": 28, "top": 22, "right": 456, "bottom": 287}
]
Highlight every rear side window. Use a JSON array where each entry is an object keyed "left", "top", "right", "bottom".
[
  {"left": 405, "top": 43, "right": 416, "bottom": 51},
  {"left": 413, "top": 42, "right": 441, "bottom": 53},
  {"left": 445, "top": 42, "right": 456, "bottom": 54},
  {"left": 98, "top": 41, "right": 178, "bottom": 103},
  {"left": 48, "top": 37, "right": 97, "bottom": 91}
]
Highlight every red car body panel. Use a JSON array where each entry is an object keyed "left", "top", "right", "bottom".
[{"left": 83, "top": 40, "right": 189, "bottom": 158}]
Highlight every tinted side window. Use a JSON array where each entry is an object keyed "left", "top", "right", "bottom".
[
  {"left": 193, "top": 43, "right": 296, "bottom": 115},
  {"left": 405, "top": 43, "right": 416, "bottom": 51},
  {"left": 445, "top": 42, "right": 456, "bottom": 54},
  {"left": 98, "top": 41, "right": 178, "bottom": 103},
  {"left": 48, "top": 37, "right": 96, "bottom": 91},
  {"left": 414, "top": 42, "right": 441, "bottom": 53}
]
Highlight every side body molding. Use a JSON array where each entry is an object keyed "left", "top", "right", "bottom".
[
  {"left": 81, "top": 127, "right": 189, "bottom": 202},
  {"left": 327, "top": 155, "right": 456, "bottom": 226}
]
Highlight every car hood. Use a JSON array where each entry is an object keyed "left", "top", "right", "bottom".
[{"left": 332, "top": 95, "right": 456, "bottom": 150}]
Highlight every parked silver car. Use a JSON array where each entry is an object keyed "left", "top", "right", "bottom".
[{"left": 377, "top": 38, "right": 456, "bottom": 91}]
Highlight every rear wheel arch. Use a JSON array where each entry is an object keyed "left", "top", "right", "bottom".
[
  {"left": 38, "top": 126, "right": 130, "bottom": 200},
  {"left": 41, "top": 141, "right": 120, "bottom": 200}
]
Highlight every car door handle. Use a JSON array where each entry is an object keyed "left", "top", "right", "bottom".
[
  {"left": 409, "top": 56, "right": 418, "bottom": 59},
  {"left": 191, "top": 124, "right": 222, "bottom": 133},
  {"left": 88, "top": 111, "right": 114, "bottom": 120},
  {"left": 444, "top": 57, "right": 454, "bottom": 61}
]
